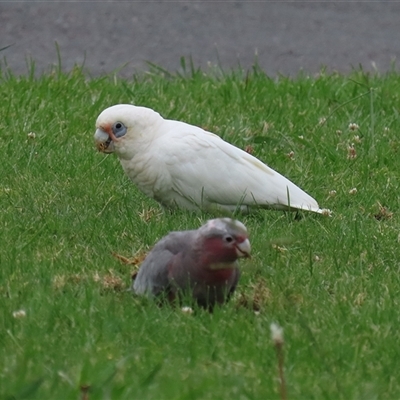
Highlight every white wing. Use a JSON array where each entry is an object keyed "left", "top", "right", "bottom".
[{"left": 159, "top": 120, "right": 321, "bottom": 213}]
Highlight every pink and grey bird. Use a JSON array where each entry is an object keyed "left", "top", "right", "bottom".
[
  {"left": 94, "top": 104, "right": 324, "bottom": 213},
  {"left": 132, "top": 218, "right": 251, "bottom": 308}
]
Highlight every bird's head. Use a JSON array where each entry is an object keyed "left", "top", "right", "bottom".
[
  {"left": 94, "top": 104, "right": 162, "bottom": 157},
  {"left": 198, "top": 218, "right": 251, "bottom": 269}
]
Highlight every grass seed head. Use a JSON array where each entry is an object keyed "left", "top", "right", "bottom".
[
  {"left": 270, "top": 322, "right": 284, "bottom": 345},
  {"left": 348, "top": 122, "right": 359, "bottom": 131},
  {"left": 349, "top": 187, "right": 358, "bottom": 195},
  {"left": 347, "top": 144, "right": 357, "bottom": 159},
  {"left": 328, "top": 190, "right": 337, "bottom": 197},
  {"left": 12, "top": 309, "right": 26, "bottom": 319}
]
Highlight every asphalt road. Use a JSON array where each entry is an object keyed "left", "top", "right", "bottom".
[{"left": 1, "top": 1, "right": 399, "bottom": 77}]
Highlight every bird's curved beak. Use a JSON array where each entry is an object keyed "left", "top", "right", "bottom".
[
  {"left": 94, "top": 128, "right": 115, "bottom": 153},
  {"left": 235, "top": 238, "right": 251, "bottom": 258}
]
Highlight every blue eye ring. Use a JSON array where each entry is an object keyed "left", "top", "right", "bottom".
[{"left": 112, "top": 121, "right": 127, "bottom": 138}]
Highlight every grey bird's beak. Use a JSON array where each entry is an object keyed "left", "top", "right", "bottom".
[
  {"left": 235, "top": 238, "right": 251, "bottom": 258},
  {"left": 94, "top": 128, "right": 115, "bottom": 153}
]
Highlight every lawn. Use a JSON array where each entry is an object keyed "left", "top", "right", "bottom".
[{"left": 1, "top": 60, "right": 400, "bottom": 399}]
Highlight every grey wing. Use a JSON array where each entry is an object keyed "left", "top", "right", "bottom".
[
  {"left": 132, "top": 248, "right": 174, "bottom": 297},
  {"left": 132, "top": 231, "right": 196, "bottom": 297}
]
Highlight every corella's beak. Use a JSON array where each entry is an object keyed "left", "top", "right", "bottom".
[
  {"left": 94, "top": 128, "right": 115, "bottom": 153},
  {"left": 235, "top": 238, "right": 251, "bottom": 258}
]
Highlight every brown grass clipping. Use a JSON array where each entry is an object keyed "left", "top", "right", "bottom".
[{"left": 235, "top": 277, "right": 272, "bottom": 311}]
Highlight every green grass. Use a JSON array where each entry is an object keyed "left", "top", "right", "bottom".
[{"left": 1, "top": 61, "right": 400, "bottom": 399}]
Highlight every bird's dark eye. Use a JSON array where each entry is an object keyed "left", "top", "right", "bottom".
[
  {"left": 224, "top": 235, "right": 234, "bottom": 243},
  {"left": 112, "top": 121, "right": 127, "bottom": 138}
]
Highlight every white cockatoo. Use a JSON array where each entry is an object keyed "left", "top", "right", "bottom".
[{"left": 94, "top": 104, "right": 323, "bottom": 213}]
